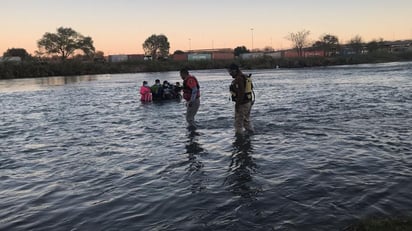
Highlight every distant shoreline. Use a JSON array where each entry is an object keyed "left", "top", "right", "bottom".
[{"left": 1, "top": 51, "right": 412, "bottom": 79}]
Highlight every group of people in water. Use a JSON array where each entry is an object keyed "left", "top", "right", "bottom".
[
  {"left": 139, "top": 79, "right": 182, "bottom": 102},
  {"left": 139, "top": 64, "right": 254, "bottom": 135}
]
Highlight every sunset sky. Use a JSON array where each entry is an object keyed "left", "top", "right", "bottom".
[{"left": 1, "top": 0, "right": 412, "bottom": 56}]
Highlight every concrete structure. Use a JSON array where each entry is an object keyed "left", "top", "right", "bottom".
[
  {"left": 265, "top": 51, "right": 282, "bottom": 59},
  {"left": 172, "top": 53, "right": 188, "bottom": 61},
  {"left": 188, "top": 53, "right": 212, "bottom": 61},
  {"left": 127, "top": 54, "right": 145, "bottom": 61},
  {"left": 172, "top": 48, "right": 234, "bottom": 61},
  {"left": 212, "top": 52, "right": 234, "bottom": 60},
  {"left": 304, "top": 50, "right": 324, "bottom": 57},
  {"left": 108, "top": 55, "right": 128, "bottom": 63},
  {"left": 240, "top": 52, "right": 265, "bottom": 59}
]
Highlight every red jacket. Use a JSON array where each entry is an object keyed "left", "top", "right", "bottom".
[
  {"left": 140, "top": 85, "right": 152, "bottom": 102},
  {"left": 183, "top": 75, "right": 200, "bottom": 101}
]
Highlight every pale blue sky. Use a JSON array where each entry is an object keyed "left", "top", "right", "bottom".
[{"left": 1, "top": 0, "right": 411, "bottom": 55}]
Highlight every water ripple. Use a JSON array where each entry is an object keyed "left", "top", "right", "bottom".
[{"left": 1, "top": 62, "right": 411, "bottom": 230}]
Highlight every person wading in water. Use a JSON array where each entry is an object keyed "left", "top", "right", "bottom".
[
  {"left": 180, "top": 68, "right": 200, "bottom": 130},
  {"left": 228, "top": 63, "right": 254, "bottom": 135}
]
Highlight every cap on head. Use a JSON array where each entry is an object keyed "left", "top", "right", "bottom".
[
  {"left": 229, "top": 63, "right": 239, "bottom": 71},
  {"left": 180, "top": 68, "right": 189, "bottom": 75}
]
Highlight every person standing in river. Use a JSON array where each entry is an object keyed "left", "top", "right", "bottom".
[
  {"left": 150, "top": 79, "right": 163, "bottom": 101},
  {"left": 180, "top": 68, "right": 200, "bottom": 130},
  {"left": 139, "top": 80, "right": 152, "bottom": 102},
  {"left": 228, "top": 63, "right": 254, "bottom": 135}
]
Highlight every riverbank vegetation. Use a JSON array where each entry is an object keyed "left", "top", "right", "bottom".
[
  {"left": 1, "top": 27, "right": 412, "bottom": 79},
  {"left": 1, "top": 50, "right": 412, "bottom": 79}
]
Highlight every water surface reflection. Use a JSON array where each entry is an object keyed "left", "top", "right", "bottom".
[
  {"left": 1, "top": 62, "right": 411, "bottom": 230},
  {"left": 226, "top": 135, "right": 260, "bottom": 200},
  {"left": 185, "top": 130, "right": 206, "bottom": 193},
  {"left": 0, "top": 75, "right": 101, "bottom": 93}
]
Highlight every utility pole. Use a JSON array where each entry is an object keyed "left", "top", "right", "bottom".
[
  {"left": 188, "top": 38, "right": 191, "bottom": 51},
  {"left": 251, "top": 28, "right": 254, "bottom": 51}
]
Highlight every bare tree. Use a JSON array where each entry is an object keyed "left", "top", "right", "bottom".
[{"left": 286, "top": 30, "right": 311, "bottom": 57}]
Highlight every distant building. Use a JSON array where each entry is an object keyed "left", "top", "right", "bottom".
[
  {"left": 265, "top": 51, "right": 282, "bottom": 59},
  {"left": 127, "top": 54, "right": 145, "bottom": 61},
  {"left": 172, "top": 48, "right": 234, "bottom": 61},
  {"left": 240, "top": 52, "right": 264, "bottom": 59},
  {"left": 172, "top": 53, "right": 188, "bottom": 61},
  {"left": 283, "top": 50, "right": 300, "bottom": 58},
  {"left": 385, "top": 40, "right": 412, "bottom": 52},
  {"left": 104, "top": 40, "right": 412, "bottom": 63},
  {"left": 108, "top": 55, "right": 128, "bottom": 63},
  {"left": 188, "top": 53, "right": 212, "bottom": 61},
  {"left": 212, "top": 52, "right": 234, "bottom": 60},
  {"left": 304, "top": 50, "right": 324, "bottom": 57}
]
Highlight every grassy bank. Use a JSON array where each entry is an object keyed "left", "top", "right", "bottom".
[{"left": 1, "top": 51, "right": 412, "bottom": 79}]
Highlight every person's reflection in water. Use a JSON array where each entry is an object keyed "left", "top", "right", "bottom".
[
  {"left": 185, "top": 130, "right": 205, "bottom": 193},
  {"left": 225, "top": 134, "right": 260, "bottom": 200}
]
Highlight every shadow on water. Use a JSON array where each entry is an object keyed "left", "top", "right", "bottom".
[{"left": 225, "top": 134, "right": 261, "bottom": 200}]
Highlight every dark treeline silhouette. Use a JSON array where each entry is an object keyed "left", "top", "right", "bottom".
[
  {"left": 1, "top": 50, "right": 412, "bottom": 79},
  {"left": 2, "top": 26, "right": 412, "bottom": 79}
]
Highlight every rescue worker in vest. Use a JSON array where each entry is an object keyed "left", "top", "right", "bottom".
[
  {"left": 180, "top": 68, "right": 200, "bottom": 130},
  {"left": 229, "top": 63, "right": 254, "bottom": 135}
]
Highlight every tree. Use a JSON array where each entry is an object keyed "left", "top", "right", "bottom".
[
  {"left": 263, "top": 46, "right": 274, "bottom": 52},
  {"left": 37, "top": 27, "right": 95, "bottom": 60},
  {"left": 348, "top": 35, "right": 364, "bottom": 54},
  {"left": 286, "top": 29, "right": 311, "bottom": 57},
  {"left": 234, "top": 46, "right": 250, "bottom": 57},
  {"left": 78, "top": 36, "right": 95, "bottom": 58},
  {"left": 173, "top": 50, "right": 185, "bottom": 55},
  {"left": 94, "top": 51, "right": 105, "bottom": 58},
  {"left": 3, "top": 48, "right": 30, "bottom": 60},
  {"left": 313, "top": 34, "right": 339, "bottom": 56},
  {"left": 142, "top": 34, "right": 170, "bottom": 60},
  {"left": 367, "top": 38, "right": 385, "bottom": 53}
]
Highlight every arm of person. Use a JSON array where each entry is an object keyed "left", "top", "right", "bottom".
[
  {"left": 190, "top": 87, "right": 198, "bottom": 101},
  {"left": 188, "top": 87, "right": 198, "bottom": 106}
]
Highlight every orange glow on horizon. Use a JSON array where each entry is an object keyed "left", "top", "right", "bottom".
[{"left": 1, "top": 1, "right": 411, "bottom": 56}]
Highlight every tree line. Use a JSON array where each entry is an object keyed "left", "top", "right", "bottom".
[
  {"left": 1, "top": 27, "right": 412, "bottom": 79},
  {"left": 285, "top": 29, "right": 388, "bottom": 57}
]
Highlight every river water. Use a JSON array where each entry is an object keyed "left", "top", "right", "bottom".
[{"left": 1, "top": 62, "right": 411, "bottom": 230}]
